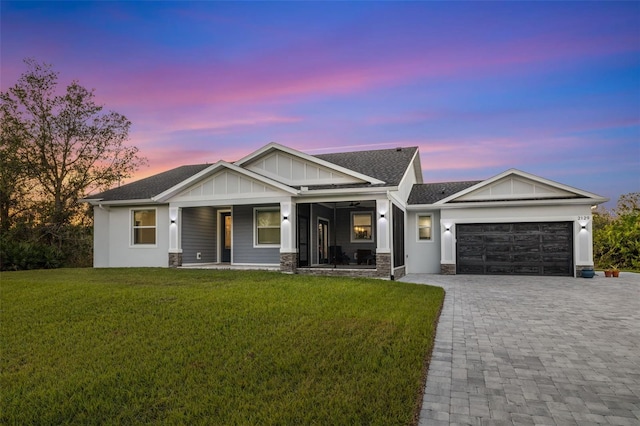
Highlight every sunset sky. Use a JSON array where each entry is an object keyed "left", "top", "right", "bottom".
[{"left": 2, "top": 1, "right": 639, "bottom": 206}]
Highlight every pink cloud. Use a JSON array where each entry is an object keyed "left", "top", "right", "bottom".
[{"left": 90, "top": 21, "right": 637, "bottom": 112}]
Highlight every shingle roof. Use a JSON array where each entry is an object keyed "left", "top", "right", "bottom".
[
  {"left": 85, "top": 164, "right": 211, "bottom": 202},
  {"left": 314, "top": 146, "right": 418, "bottom": 186},
  {"left": 83, "top": 146, "right": 420, "bottom": 202},
  {"left": 408, "top": 181, "right": 482, "bottom": 205}
]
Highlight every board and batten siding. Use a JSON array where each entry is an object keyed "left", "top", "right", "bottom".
[
  {"left": 182, "top": 207, "right": 217, "bottom": 264},
  {"left": 232, "top": 204, "right": 280, "bottom": 265}
]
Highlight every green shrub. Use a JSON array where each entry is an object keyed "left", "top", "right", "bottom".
[{"left": 0, "top": 237, "right": 64, "bottom": 271}]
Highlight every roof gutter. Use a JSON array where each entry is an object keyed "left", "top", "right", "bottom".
[{"left": 81, "top": 198, "right": 161, "bottom": 207}]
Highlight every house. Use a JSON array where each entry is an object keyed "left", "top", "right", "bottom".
[{"left": 82, "top": 142, "right": 607, "bottom": 278}]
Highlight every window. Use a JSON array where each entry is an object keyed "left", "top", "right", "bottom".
[
  {"left": 132, "top": 209, "right": 156, "bottom": 245},
  {"left": 351, "top": 212, "right": 373, "bottom": 242},
  {"left": 255, "top": 208, "right": 280, "bottom": 246},
  {"left": 418, "top": 215, "right": 432, "bottom": 241}
]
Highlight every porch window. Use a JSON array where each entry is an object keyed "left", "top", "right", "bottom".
[
  {"left": 351, "top": 212, "right": 373, "bottom": 242},
  {"left": 132, "top": 209, "right": 156, "bottom": 245},
  {"left": 418, "top": 215, "right": 432, "bottom": 241},
  {"left": 255, "top": 208, "right": 280, "bottom": 246}
]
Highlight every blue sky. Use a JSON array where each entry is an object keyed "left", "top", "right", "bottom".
[{"left": 2, "top": 1, "right": 639, "bottom": 206}]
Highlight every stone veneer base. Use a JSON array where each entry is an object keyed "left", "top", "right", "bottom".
[
  {"left": 441, "top": 264, "right": 456, "bottom": 275},
  {"left": 280, "top": 252, "right": 298, "bottom": 274},
  {"left": 169, "top": 252, "right": 183, "bottom": 268}
]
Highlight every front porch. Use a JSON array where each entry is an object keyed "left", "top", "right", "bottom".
[{"left": 170, "top": 198, "right": 405, "bottom": 279}]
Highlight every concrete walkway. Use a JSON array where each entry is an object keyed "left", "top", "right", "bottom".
[{"left": 400, "top": 273, "right": 640, "bottom": 426}]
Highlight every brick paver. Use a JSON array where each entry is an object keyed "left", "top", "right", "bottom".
[{"left": 401, "top": 273, "right": 640, "bottom": 426}]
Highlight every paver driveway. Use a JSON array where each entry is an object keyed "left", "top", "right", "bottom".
[{"left": 400, "top": 273, "right": 640, "bottom": 426}]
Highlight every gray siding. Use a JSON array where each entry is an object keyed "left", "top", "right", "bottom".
[
  {"left": 182, "top": 207, "right": 217, "bottom": 263},
  {"left": 233, "top": 204, "right": 280, "bottom": 264}
]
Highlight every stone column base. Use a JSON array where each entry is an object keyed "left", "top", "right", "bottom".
[
  {"left": 169, "top": 252, "right": 183, "bottom": 268},
  {"left": 440, "top": 263, "right": 456, "bottom": 275},
  {"left": 376, "top": 253, "right": 392, "bottom": 278},
  {"left": 280, "top": 252, "right": 298, "bottom": 274}
]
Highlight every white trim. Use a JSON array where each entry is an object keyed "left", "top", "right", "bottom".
[
  {"left": 298, "top": 186, "right": 398, "bottom": 197},
  {"left": 253, "top": 206, "right": 281, "bottom": 248},
  {"left": 396, "top": 149, "right": 423, "bottom": 189},
  {"left": 440, "top": 198, "right": 606, "bottom": 209},
  {"left": 227, "top": 262, "right": 280, "bottom": 268},
  {"left": 416, "top": 214, "right": 434, "bottom": 243},
  {"left": 351, "top": 211, "right": 374, "bottom": 243},
  {"left": 85, "top": 199, "right": 160, "bottom": 206},
  {"left": 235, "top": 142, "right": 385, "bottom": 185},
  {"left": 436, "top": 169, "right": 608, "bottom": 205},
  {"left": 154, "top": 161, "right": 298, "bottom": 203},
  {"left": 217, "top": 209, "right": 232, "bottom": 263},
  {"left": 443, "top": 215, "right": 583, "bottom": 225},
  {"left": 170, "top": 196, "right": 292, "bottom": 209},
  {"left": 130, "top": 207, "right": 158, "bottom": 248}
]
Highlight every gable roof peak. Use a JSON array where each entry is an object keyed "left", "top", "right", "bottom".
[{"left": 235, "top": 142, "right": 386, "bottom": 185}]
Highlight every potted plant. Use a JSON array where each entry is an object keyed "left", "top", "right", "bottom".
[
  {"left": 604, "top": 268, "right": 613, "bottom": 277},
  {"left": 611, "top": 265, "right": 620, "bottom": 278}
]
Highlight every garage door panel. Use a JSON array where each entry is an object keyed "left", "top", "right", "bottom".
[
  {"left": 542, "top": 243, "right": 569, "bottom": 252},
  {"left": 484, "top": 224, "right": 511, "bottom": 232},
  {"left": 458, "top": 264, "right": 485, "bottom": 274},
  {"left": 485, "top": 235, "right": 511, "bottom": 243},
  {"left": 456, "top": 222, "right": 573, "bottom": 276},
  {"left": 541, "top": 223, "right": 570, "bottom": 232},
  {"left": 486, "top": 254, "right": 511, "bottom": 262},
  {"left": 458, "top": 234, "right": 483, "bottom": 243},
  {"left": 513, "top": 223, "right": 541, "bottom": 233},
  {"left": 486, "top": 265, "right": 514, "bottom": 274},
  {"left": 513, "top": 265, "right": 541, "bottom": 274},
  {"left": 514, "top": 234, "right": 539, "bottom": 243},
  {"left": 513, "top": 254, "right": 541, "bottom": 262}
]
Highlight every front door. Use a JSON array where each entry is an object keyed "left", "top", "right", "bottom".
[{"left": 220, "top": 212, "right": 231, "bottom": 263}]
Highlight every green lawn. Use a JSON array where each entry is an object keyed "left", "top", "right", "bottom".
[{"left": 1, "top": 268, "right": 444, "bottom": 425}]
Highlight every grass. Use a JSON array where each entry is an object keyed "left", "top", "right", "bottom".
[{"left": 0, "top": 268, "right": 444, "bottom": 425}]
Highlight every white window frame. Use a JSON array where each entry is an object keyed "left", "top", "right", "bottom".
[
  {"left": 417, "top": 214, "right": 433, "bottom": 242},
  {"left": 351, "top": 211, "right": 374, "bottom": 243},
  {"left": 253, "top": 207, "right": 281, "bottom": 248},
  {"left": 130, "top": 208, "right": 157, "bottom": 247}
]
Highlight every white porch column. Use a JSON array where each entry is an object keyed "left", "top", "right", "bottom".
[
  {"left": 169, "top": 206, "right": 182, "bottom": 254},
  {"left": 279, "top": 200, "right": 296, "bottom": 253},
  {"left": 440, "top": 219, "right": 456, "bottom": 274},
  {"left": 575, "top": 216, "right": 594, "bottom": 275},
  {"left": 376, "top": 199, "right": 390, "bottom": 253},
  {"left": 280, "top": 200, "right": 297, "bottom": 273}
]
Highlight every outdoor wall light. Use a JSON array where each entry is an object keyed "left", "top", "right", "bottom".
[
  {"left": 380, "top": 213, "right": 385, "bottom": 218},
  {"left": 283, "top": 215, "right": 288, "bottom": 221},
  {"left": 581, "top": 225, "right": 586, "bottom": 229},
  {"left": 170, "top": 219, "right": 176, "bottom": 224},
  {"left": 445, "top": 227, "right": 451, "bottom": 232}
]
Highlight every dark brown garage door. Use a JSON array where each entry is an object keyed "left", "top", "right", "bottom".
[{"left": 456, "top": 222, "right": 573, "bottom": 276}]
